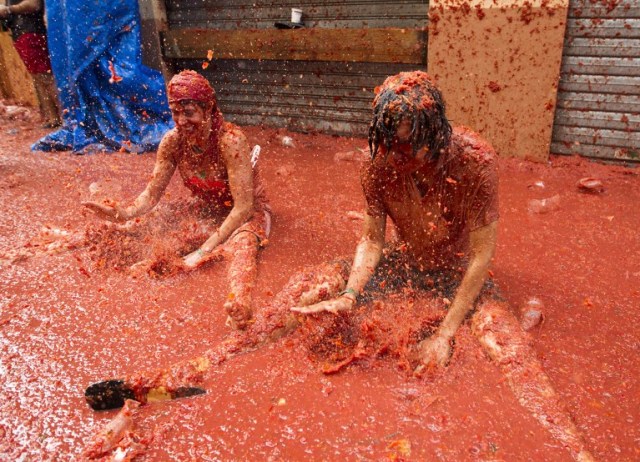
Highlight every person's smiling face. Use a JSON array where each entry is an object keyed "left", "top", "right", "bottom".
[{"left": 170, "top": 101, "right": 210, "bottom": 142}]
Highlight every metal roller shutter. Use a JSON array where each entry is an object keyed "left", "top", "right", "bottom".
[
  {"left": 551, "top": 0, "right": 640, "bottom": 162},
  {"left": 163, "top": 0, "right": 428, "bottom": 136}
]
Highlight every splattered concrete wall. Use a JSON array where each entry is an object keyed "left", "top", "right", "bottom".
[
  {"left": 427, "top": 0, "right": 569, "bottom": 162},
  {"left": 0, "top": 32, "right": 37, "bottom": 105}
]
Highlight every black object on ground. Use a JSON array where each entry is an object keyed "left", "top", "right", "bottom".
[{"left": 85, "top": 379, "right": 206, "bottom": 411}]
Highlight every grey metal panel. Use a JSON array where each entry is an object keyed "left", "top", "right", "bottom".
[
  {"left": 550, "top": 142, "right": 639, "bottom": 160},
  {"left": 558, "top": 74, "right": 640, "bottom": 95},
  {"left": 568, "top": 0, "right": 640, "bottom": 19},
  {"left": 565, "top": 38, "right": 640, "bottom": 58},
  {"left": 166, "top": 0, "right": 428, "bottom": 30},
  {"left": 165, "top": 1, "right": 428, "bottom": 136},
  {"left": 555, "top": 109, "right": 640, "bottom": 131},
  {"left": 561, "top": 56, "right": 640, "bottom": 76},
  {"left": 566, "top": 19, "right": 640, "bottom": 39},
  {"left": 552, "top": 126, "right": 639, "bottom": 150},
  {"left": 178, "top": 59, "right": 419, "bottom": 136},
  {"left": 552, "top": 0, "right": 640, "bottom": 161},
  {"left": 168, "top": 11, "right": 427, "bottom": 31},
  {"left": 557, "top": 91, "right": 640, "bottom": 113},
  {"left": 222, "top": 90, "right": 374, "bottom": 115}
]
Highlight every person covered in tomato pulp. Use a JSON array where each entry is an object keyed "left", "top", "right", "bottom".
[
  {"left": 292, "top": 70, "right": 499, "bottom": 370},
  {"left": 83, "top": 70, "right": 270, "bottom": 329},
  {"left": 85, "top": 72, "right": 596, "bottom": 462}
]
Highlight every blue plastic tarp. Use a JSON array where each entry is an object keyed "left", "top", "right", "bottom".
[{"left": 32, "top": 0, "right": 173, "bottom": 153}]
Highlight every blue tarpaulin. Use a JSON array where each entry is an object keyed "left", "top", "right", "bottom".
[{"left": 32, "top": 0, "right": 173, "bottom": 153}]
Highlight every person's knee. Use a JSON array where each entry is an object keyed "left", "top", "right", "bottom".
[
  {"left": 471, "top": 299, "right": 519, "bottom": 341},
  {"left": 228, "top": 231, "right": 260, "bottom": 252}
]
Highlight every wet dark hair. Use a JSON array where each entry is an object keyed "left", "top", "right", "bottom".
[{"left": 368, "top": 71, "right": 452, "bottom": 161}]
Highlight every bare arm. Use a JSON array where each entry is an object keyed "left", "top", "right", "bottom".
[
  {"left": 439, "top": 221, "right": 498, "bottom": 337},
  {"left": 417, "top": 220, "right": 498, "bottom": 368},
  {"left": 291, "top": 212, "right": 386, "bottom": 313},
  {"left": 197, "top": 130, "right": 254, "bottom": 254},
  {"left": 83, "top": 132, "right": 177, "bottom": 222},
  {"left": 1, "top": 0, "right": 42, "bottom": 16},
  {"left": 344, "top": 212, "right": 386, "bottom": 295},
  {"left": 122, "top": 136, "right": 178, "bottom": 219}
]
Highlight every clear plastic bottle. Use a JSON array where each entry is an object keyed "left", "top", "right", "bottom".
[
  {"left": 520, "top": 297, "right": 545, "bottom": 331},
  {"left": 281, "top": 136, "right": 295, "bottom": 148},
  {"left": 527, "top": 194, "right": 560, "bottom": 214}
]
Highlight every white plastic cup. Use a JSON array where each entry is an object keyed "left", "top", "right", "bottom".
[{"left": 291, "top": 8, "right": 303, "bottom": 24}]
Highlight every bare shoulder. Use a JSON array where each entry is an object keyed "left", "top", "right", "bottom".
[
  {"left": 360, "top": 151, "right": 385, "bottom": 178},
  {"left": 157, "top": 128, "right": 182, "bottom": 162},
  {"left": 450, "top": 126, "right": 497, "bottom": 170},
  {"left": 361, "top": 151, "right": 393, "bottom": 186},
  {"left": 220, "top": 122, "right": 248, "bottom": 152}
]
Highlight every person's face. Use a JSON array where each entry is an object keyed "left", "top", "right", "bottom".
[
  {"left": 395, "top": 117, "right": 413, "bottom": 144},
  {"left": 388, "top": 117, "right": 430, "bottom": 173},
  {"left": 170, "top": 101, "right": 210, "bottom": 140}
]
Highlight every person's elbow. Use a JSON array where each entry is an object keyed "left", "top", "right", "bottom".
[
  {"left": 475, "top": 238, "right": 496, "bottom": 266},
  {"left": 137, "top": 188, "right": 162, "bottom": 214},
  {"left": 361, "top": 214, "right": 386, "bottom": 250},
  {"left": 233, "top": 196, "right": 254, "bottom": 222},
  {"left": 471, "top": 248, "right": 494, "bottom": 274},
  {"left": 359, "top": 234, "right": 384, "bottom": 256},
  {"left": 469, "top": 221, "right": 498, "bottom": 267},
  {"left": 22, "top": 0, "right": 43, "bottom": 13}
]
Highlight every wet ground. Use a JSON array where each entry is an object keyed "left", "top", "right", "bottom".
[{"left": 0, "top": 119, "right": 639, "bottom": 461}]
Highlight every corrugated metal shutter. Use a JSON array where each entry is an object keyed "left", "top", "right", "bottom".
[
  {"left": 164, "top": 0, "right": 428, "bottom": 136},
  {"left": 551, "top": 0, "right": 640, "bottom": 162},
  {"left": 167, "top": 0, "right": 428, "bottom": 29}
]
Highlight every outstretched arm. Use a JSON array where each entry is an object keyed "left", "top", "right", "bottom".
[
  {"left": 417, "top": 220, "right": 498, "bottom": 368},
  {"left": 83, "top": 133, "right": 178, "bottom": 223},
  {"left": 291, "top": 212, "right": 386, "bottom": 314},
  {"left": 183, "top": 129, "right": 254, "bottom": 267}
]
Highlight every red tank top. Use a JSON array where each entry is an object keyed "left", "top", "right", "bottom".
[
  {"left": 179, "top": 113, "right": 269, "bottom": 212},
  {"left": 180, "top": 112, "right": 234, "bottom": 207}
]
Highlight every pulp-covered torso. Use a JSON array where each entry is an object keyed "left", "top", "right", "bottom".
[
  {"left": 172, "top": 121, "right": 268, "bottom": 214},
  {"left": 177, "top": 128, "right": 233, "bottom": 206},
  {"left": 361, "top": 126, "right": 499, "bottom": 269}
]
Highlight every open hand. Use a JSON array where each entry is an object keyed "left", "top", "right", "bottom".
[
  {"left": 414, "top": 333, "right": 453, "bottom": 373},
  {"left": 224, "top": 298, "right": 252, "bottom": 330},
  {"left": 82, "top": 200, "right": 128, "bottom": 223},
  {"left": 128, "top": 258, "right": 153, "bottom": 277},
  {"left": 291, "top": 295, "right": 355, "bottom": 315}
]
